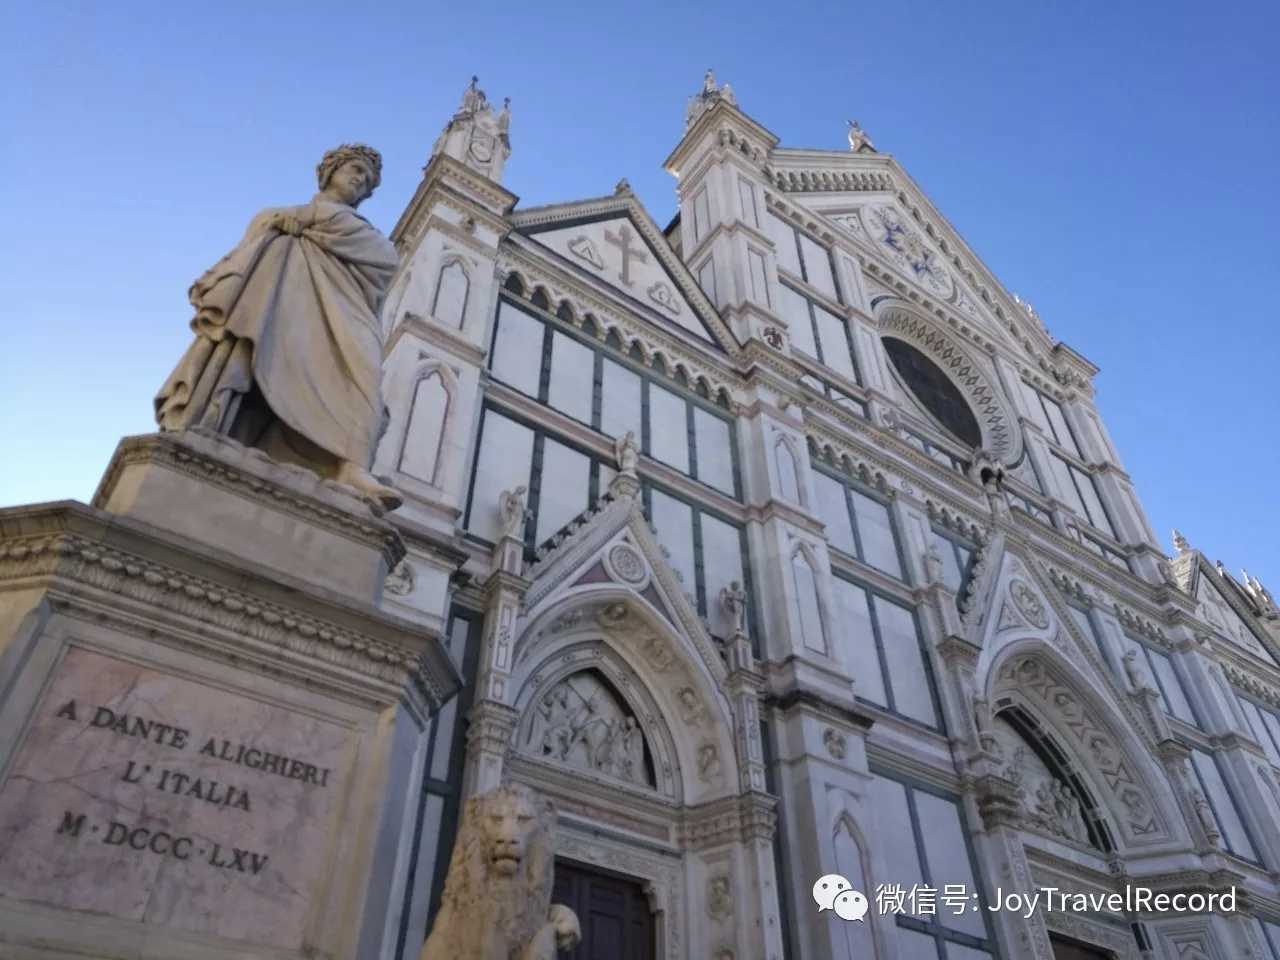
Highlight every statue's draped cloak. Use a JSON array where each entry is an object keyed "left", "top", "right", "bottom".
[{"left": 155, "top": 197, "right": 399, "bottom": 466}]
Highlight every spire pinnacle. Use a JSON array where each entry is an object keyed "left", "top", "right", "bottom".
[
  {"left": 685, "top": 68, "right": 738, "bottom": 129},
  {"left": 430, "top": 74, "right": 512, "bottom": 183},
  {"left": 847, "top": 119, "right": 876, "bottom": 153}
]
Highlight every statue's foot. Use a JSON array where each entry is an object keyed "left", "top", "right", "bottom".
[{"left": 336, "top": 461, "right": 403, "bottom": 515}]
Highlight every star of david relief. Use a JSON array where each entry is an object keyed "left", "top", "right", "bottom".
[
  {"left": 866, "top": 206, "right": 954, "bottom": 297},
  {"left": 522, "top": 669, "right": 655, "bottom": 789},
  {"left": 568, "top": 235, "right": 605, "bottom": 271}
]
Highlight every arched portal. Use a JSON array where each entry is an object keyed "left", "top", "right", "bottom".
[{"left": 984, "top": 641, "right": 1189, "bottom": 853}]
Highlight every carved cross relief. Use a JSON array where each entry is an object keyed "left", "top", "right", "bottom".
[{"left": 604, "top": 222, "right": 648, "bottom": 287}]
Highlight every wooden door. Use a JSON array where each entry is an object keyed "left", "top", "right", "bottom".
[{"left": 552, "top": 859, "right": 655, "bottom": 960}]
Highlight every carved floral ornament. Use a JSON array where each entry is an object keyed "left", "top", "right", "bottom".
[
  {"left": 603, "top": 542, "right": 648, "bottom": 588},
  {"left": 875, "top": 304, "right": 1023, "bottom": 465}
]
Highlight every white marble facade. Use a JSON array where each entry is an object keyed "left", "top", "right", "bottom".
[{"left": 375, "top": 76, "right": 1280, "bottom": 960}]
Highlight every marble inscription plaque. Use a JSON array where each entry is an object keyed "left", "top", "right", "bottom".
[{"left": 0, "top": 647, "right": 352, "bottom": 947}]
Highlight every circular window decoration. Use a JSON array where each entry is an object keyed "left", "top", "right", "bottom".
[
  {"left": 605, "top": 542, "right": 649, "bottom": 588},
  {"left": 883, "top": 336, "right": 982, "bottom": 449}
]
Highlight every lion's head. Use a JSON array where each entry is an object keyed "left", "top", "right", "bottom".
[{"left": 429, "top": 783, "right": 556, "bottom": 955}]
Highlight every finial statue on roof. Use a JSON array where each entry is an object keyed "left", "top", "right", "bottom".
[
  {"left": 460, "top": 75, "right": 486, "bottom": 114},
  {"left": 685, "top": 68, "right": 738, "bottom": 129},
  {"left": 1243, "top": 570, "right": 1278, "bottom": 619},
  {"left": 614, "top": 178, "right": 632, "bottom": 196},
  {"left": 1172, "top": 529, "right": 1191, "bottom": 554},
  {"left": 431, "top": 75, "right": 512, "bottom": 183},
  {"left": 847, "top": 119, "right": 875, "bottom": 153}
]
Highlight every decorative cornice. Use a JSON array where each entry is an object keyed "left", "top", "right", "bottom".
[
  {"left": 390, "top": 153, "right": 518, "bottom": 250},
  {"left": 763, "top": 683, "right": 876, "bottom": 732},
  {"left": 498, "top": 245, "right": 740, "bottom": 405},
  {"left": 92, "top": 432, "right": 405, "bottom": 570},
  {"left": 766, "top": 164, "right": 895, "bottom": 195},
  {"left": 0, "top": 512, "right": 457, "bottom": 710}
]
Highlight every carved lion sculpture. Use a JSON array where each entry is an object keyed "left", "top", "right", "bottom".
[{"left": 419, "top": 783, "right": 581, "bottom": 960}]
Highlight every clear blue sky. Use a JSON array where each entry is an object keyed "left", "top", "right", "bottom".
[{"left": 4, "top": 2, "right": 1277, "bottom": 588}]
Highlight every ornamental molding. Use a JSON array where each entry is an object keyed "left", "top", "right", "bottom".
[
  {"left": 803, "top": 422, "right": 995, "bottom": 537},
  {"left": 924, "top": 500, "right": 988, "bottom": 544},
  {"left": 497, "top": 247, "right": 739, "bottom": 404},
  {"left": 1222, "top": 662, "right": 1280, "bottom": 710},
  {"left": 393, "top": 200, "right": 504, "bottom": 267},
  {"left": 766, "top": 164, "right": 895, "bottom": 195},
  {"left": 679, "top": 790, "right": 777, "bottom": 849},
  {"left": 777, "top": 177, "right": 1093, "bottom": 394},
  {"left": 91, "top": 433, "right": 405, "bottom": 568},
  {"left": 390, "top": 159, "right": 517, "bottom": 254},
  {"left": 769, "top": 191, "right": 1016, "bottom": 372},
  {"left": 517, "top": 496, "right": 730, "bottom": 692},
  {"left": 992, "top": 654, "right": 1176, "bottom": 847},
  {"left": 1007, "top": 504, "right": 1161, "bottom": 614},
  {"left": 0, "top": 528, "right": 453, "bottom": 710},
  {"left": 880, "top": 183, "right": 1084, "bottom": 380},
  {"left": 874, "top": 303, "right": 1023, "bottom": 466},
  {"left": 1111, "top": 602, "right": 1171, "bottom": 646}
]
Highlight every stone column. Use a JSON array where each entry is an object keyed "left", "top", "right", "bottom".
[{"left": 971, "top": 774, "right": 1056, "bottom": 960}]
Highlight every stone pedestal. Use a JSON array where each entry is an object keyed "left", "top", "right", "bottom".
[{"left": 0, "top": 431, "right": 461, "bottom": 960}]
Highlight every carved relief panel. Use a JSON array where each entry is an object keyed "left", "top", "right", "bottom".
[{"left": 521, "top": 670, "right": 655, "bottom": 789}]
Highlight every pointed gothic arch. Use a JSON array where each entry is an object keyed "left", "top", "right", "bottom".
[
  {"left": 788, "top": 541, "right": 829, "bottom": 656},
  {"left": 431, "top": 256, "right": 471, "bottom": 329},
  {"left": 513, "top": 657, "right": 665, "bottom": 796},
  {"left": 773, "top": 432, "right": 805, "bottom": 507},
  {"left": 993, "top": 703, "right": 1116, "bottom": 852},
  {"left": 983, "top": 639, "right": 1188, "bottom": 852},
  {"left": 513, "top": 582, "right": 736, "bottom": 805},
  {"left": 387, "top": 358, "right": 461, "bottom": 491}
]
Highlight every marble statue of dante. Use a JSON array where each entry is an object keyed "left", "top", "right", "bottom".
[{"left": 154, "top": 144, "right": 401, "bottom": 510}]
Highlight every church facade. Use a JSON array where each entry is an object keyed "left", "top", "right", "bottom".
[{"left": 375, "top": 75, "right": 1280, "bottom": 960}]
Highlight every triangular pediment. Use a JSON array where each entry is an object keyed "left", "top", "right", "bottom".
[
  {"left": 766, "top": 149, "right": 1089, "bottom": 382},
  {"left": 518, "top": 480, "right": 728, "bottom": 687},
  {"left": 512, "top": 195, "right": 736, "bottom": 352},
  {"left": 1192, "top": 560, "right": 1278, "bottom": 666}
]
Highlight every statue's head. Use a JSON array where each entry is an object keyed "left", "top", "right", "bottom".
[
  {"left": 316, "top": 143, "right": 383, "bottom": 207},
  {"left": 431, "top": 783, "right": 556, "bottom": 946}
]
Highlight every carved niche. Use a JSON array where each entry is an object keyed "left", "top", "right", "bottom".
[{"left": 522, "top": 670, "right": 655, "bottom": 789}]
